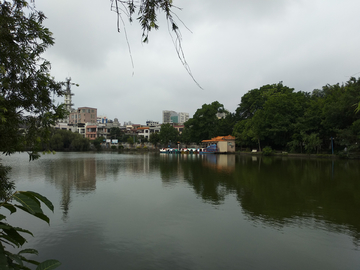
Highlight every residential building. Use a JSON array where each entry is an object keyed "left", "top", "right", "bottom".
[
  {"left": 173, "top": 125, "right": 184, "bottom": 134},
  {"left": 86, "top": 124, "right": 97, "bottom": 140},
  {"left": 137, "top": 127, "right": 150, "bottom": 139},
  {"left": 69, "top": 107, "right": 97, "bottom": 125},
  {"left": 178, "top": 112, "right": 189, "bottom": 124},
  {"left": 163, "top": 110, "right": 189, "bottom": 124},
  {"left": 162, "top": 110, "right": 178, "bottom": 124},
  {"left": 97, "top": 116, "right": 108, "bottom": 124},
  {"left": 146, "top": 120, "right": 159, "bottom": 126}
]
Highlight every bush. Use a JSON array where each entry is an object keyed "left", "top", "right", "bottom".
[
  {"left": 262, "top": 146, "right": 273, "bottom": 156},
  {"left": 111, "top": 145, "right": 117, "bottom": 150}
]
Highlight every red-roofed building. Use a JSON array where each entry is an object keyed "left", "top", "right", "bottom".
[{"left": 201, "top": 135, "right": 236, "bottom": 153}]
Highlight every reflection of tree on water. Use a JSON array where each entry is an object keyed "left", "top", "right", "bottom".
[
  {"left": 158, "top": 155, "right": 360, "bottom": 245},
  {"left": 159, "top": 154, "right": 235, "bottom": 204},
  {"left": 234, "top": 157, "right": 360, "bottom": 246}
]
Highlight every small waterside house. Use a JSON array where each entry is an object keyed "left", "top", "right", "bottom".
[{"left": 201, "top": 135, "right": 236, "bottom": 153}]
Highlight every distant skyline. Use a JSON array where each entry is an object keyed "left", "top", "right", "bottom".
[{"left": 36, "top": 0, "right": 360, "bottom": 124}]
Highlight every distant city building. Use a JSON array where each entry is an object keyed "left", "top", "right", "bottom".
[
  {"left": 162, "top": 110, "right": 189, "bottom": 124},
  {"left": 162, "top": 110, "right": 177, "bottom": 124},
  {"left": 216, "top": 112, "right": 226, "bottom": 119},
  {"left": 69, "top": 107, "right": 97, "bottom": 125},
  {"left": 178, "top": 112, "right": 189, "bottom": 124},
  {"left": 97, "top": 115, "right": 108, "bottom": 124},
  {"left": 146, "top": 120, "right": 159, "bottom": 126}
]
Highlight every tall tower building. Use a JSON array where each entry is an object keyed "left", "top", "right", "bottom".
[{"left": 64, "top": 77, "right": 74, "bottom": 114}]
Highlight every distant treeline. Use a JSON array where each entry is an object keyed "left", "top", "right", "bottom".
[
  {"left": 179, "top": 77, "right": 360, "bottom": 155},
  {"left": 232, "top": 78, "right": 360, "bottom": 154},
  {"left": 49, "top": 129, "right": 90, "bottom": 151}
]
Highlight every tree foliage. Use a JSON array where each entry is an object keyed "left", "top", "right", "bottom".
[
  {"left": 233, "top": 79, "right": 360, "bottom": 155},
  {"left": 49, "top": 129, "right": 90, "bottom": 151},
  {"left": 0, "top": 191, "right": 61, "bottom": 269},
  {"left": 0, "top": 0, "right": 67, "bottom": 158},
  {"left": 110, "top": 0, "right": 202, "bottom": 88},
  {"left": 1, "top": 0, "right": 64, "bottom": 267},
  {"left": 149, "top": 132, "right": 160, "bottom": 147},
  {"left": 182, "top": 101, "right": 233, "bottom": 144},
  {"left": 158, "top": 123, "right": 179, "bottom": 146}
]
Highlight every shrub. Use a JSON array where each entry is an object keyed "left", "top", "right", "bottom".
[{"left": 262, "top": 146, "right": 273, "bottom": 156}]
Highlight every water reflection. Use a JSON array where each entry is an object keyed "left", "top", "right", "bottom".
[
  {"left": 19, "top": 152, "right": 360, "bottom": 246},
  {"left": 2, "top": 152, "right": 360, "bottom": 269},
  {"left": 158, "top": 154, "right": 360, "bottom": 245}
]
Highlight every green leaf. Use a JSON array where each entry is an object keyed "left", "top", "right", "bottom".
[
  {"left": 23, "top": 191, "right": 54, "bottom": 212},
  {"left": 13, "top": 227, "right": 34, "bottom": 237},
  {"left": 0, "top": 243, "right": 10, "bottom": 269},
  {"left": 7, "top": 253, "right": 23, "bottom": 266},
  {"left": 18, "top": 249, "right": 39, "bottom": 256},
  {"left": 1, "top": 203, "right": 17, "bottom": 214},
  {"left": 36, "top": 259, "right": 61, "bottom": 270},
  {"left": 13, "top": 193, "right": 42, "bottom": 215},
  {"left": 33, "top": 213, "right": 50, "bottom": 225},
  {"left": 0, "top": 214, "right": 6, "bottom": 221},
  {"left": 0, "top": 223, "right": 12, "bottom": 230},
  {"left": 3, "top": 227, "right": 27, "bottom": 246},
  {"left": 20, "top": 256, "right": 40, "bottom": 266}
]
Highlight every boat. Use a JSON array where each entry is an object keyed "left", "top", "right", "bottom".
[
  {"left": 199, "top": 144, "right": 218, "bottom": 154},
  {"left": 159, "top": 148, "right": 180, "bottom": 154}
]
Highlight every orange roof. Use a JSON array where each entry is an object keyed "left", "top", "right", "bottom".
[
  {"left": 201, "top": 135, "right": 235, "bottom": 143},
  {"left": 137, "top": 127, "right": 150, "bottom": 130}
]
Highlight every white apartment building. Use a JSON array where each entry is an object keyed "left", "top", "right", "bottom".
[{"left": 178, "top": 112, "right": 189, "bottom": 124}]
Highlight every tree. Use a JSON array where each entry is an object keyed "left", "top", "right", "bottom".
[
  {"left": 0, "top": 0, "right": 66, "bottom": 158},
  {"left": 49, "top": 129, "right": 90, "bottom": 151},
  {"left": 234, "top": 83, "right": 305, "bottom": 151},
  {"left": 184, "top": 101, "right": 225, "bottom": 143},
  {"left": 158, "top": 123, "right": 179, "bottom": 146},
  {"left": 149, "top": 132, "right": 160, "bottom": 148},
  {"left": 93, "top": 136, "right": 105, "bottom": 150},
  {"left": 1, "top": 0, "right": 65, "bottom": 267},
  {"left": 109, "top": 127, "right": 123, "bottom": 140},
  {"left": 127, "top": 136, "right": 134, "bottom": 145}
]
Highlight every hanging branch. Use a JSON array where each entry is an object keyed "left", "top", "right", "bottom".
[{"left": 110, "top": 0, "right": 203, "bottom": 88}]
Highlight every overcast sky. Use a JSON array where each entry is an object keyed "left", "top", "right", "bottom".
[{"left": 35, "top": 0, "right": 360, "bottom": 124}]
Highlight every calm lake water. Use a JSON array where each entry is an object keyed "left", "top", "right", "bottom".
[{"left": 1, "top": 152, "right": 360, "bottom": 270}]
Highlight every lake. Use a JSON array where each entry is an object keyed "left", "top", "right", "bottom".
[{"left": 1, "top": 152, "right": 360, "bottom": 269}]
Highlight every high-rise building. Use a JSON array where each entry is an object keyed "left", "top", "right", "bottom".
[
  {"left": 162, "top": 110, "right": 178, "bottom": 124},
  {"left": 178, "top": 112, "right": 189, "bottom": 124},
  {"left": 69, "top": 107, "right": 97, "bottom": 125},
  {"left": 162, "top": 110, "right": 189, "bottom": 124}
]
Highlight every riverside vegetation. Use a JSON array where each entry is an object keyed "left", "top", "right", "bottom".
[{"left": 48, "top": 80, "right": 360, "bottom": 158}]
